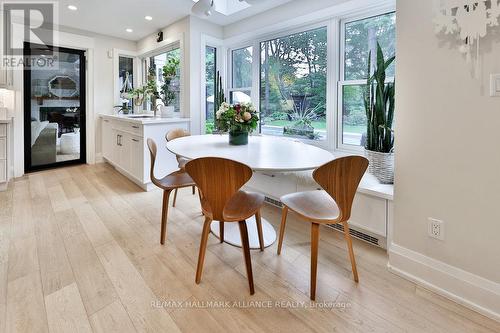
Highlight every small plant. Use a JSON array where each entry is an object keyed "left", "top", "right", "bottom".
[{"left": 363, "top": 42, "right": 395, "bottom": 153}]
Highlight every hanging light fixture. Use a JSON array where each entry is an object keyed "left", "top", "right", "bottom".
[{"left": 192, "top": 0, "right": 214, "bottom": 17}]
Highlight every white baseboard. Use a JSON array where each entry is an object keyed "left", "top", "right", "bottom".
[
  {"left": 388, "top": 243, "right": 500, "bottom": 322},
  {"left": 95, "top": 153, "right": 104, "bottom": 164}
]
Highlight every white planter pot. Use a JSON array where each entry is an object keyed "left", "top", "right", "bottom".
[
  {"left": 160, "top": 105, "right": 175, "bottom": 118},
  {"left": 364, "top": 149, "right": 394, "bottom": 184}
]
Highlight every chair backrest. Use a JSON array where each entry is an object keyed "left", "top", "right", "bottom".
[
  {"left": 166, "top": 128, "right": 190, "bottom": 142},
  {"left": 185, "top": 157, "right": 253, "bottom": 221},
  {"left": 146, "top": 138, "right": 161, "bottom": 187},
  {"left": 313, "top": 156, "right": 369, "bottom": 222}
]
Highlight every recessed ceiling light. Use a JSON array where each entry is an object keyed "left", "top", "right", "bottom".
[
  {"left": 126, "top": 28, "right": 133, "bottom": 33},
  {"left": 67, "top": 5, "right": 77, "bottom": 11},
  {"left": 145, "top": 16, "right": 153, "bottom": 21}
]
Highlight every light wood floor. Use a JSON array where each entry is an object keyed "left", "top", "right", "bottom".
[{"left": 0, "top": 163, "right": 499, "bottom": 333}]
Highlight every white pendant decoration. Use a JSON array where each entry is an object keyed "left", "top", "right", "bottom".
[{"left": 435, "top": 0, "right": 500, "bottom": 66}]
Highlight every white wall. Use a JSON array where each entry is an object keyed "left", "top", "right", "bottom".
[
  {"left": 90, "top": 33, "right": 136, "bottom": 157},
  {"left": 188, "top": 16, "right": 223, "bottom": 134},
  {"left": 390, "top": 0, "right": 500, "bottom": 321}
]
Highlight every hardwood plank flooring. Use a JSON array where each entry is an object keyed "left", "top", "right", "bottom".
[{"left": 1, "top": 163, "right": 499, "bottom": 333}]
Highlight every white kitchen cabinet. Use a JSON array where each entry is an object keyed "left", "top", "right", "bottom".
[
  {"left": 0, "top": 119, "right": 12, "bottom": 190},
  {"left": 0, "top": 68, "right": 12, "bottom": 89},
  {"left": 100, "top": 114, "right": 190, "bottom": 191},
  {"left": 102, "top": 118, "right": 115, "bottom": 163}
]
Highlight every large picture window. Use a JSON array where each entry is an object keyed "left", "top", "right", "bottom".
[
  {"left": 260, "top": 26, "right": 327, "bottom": 141},
  {"left": 340, "top": 12, "right": 395, "bottom": 146}
]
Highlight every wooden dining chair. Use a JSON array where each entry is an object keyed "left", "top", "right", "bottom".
[
  {"left": 147, "top": 138, "right": 196, "bottom": 245},
  {"left": 185, "top": 157, "right": 265, "bottom": 295},
  {"left": 165, "top": 129, "right": 196, "bottom": 206},
  {"left": 277, "top": 156, "right": 369, "bottom": 300}
]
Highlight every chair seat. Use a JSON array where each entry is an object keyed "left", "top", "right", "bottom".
[
  {"left": 223, "top": 191, "right": 265, "bottom": 222},
  {"left": 281, "top": 190, "right": 340, "bottom": 223},
  {"left": 200, "top": 191, "right": 265, "bottom": 222},
  {"left": 155, "top": 170, "right": 195, "bottom": 190}
]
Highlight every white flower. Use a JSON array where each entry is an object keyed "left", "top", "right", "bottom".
[{"left": 216, "top": 109, "right": 223, "bottom": 120}]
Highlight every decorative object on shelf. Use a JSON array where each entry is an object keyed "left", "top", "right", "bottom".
[
  {"left": 48, "top": 75, "right": 78, "bottom": 98},
  {"left": 214, "top": 70, "right": 226, "bottom": 114},
  {"left": 159, "top": 57, "right": 179, "bottom": 118},
  {"left": 434, "top": 0, "right": 500, "bottom": 67},
  {"left": 363, "top": 42, "right": 395, "bottom": 184},
  {"left": 216, "top": 102, "right": 259, "bottom": 145}
]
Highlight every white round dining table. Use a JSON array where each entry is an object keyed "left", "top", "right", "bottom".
[{"left": 166, "top": 134, "right": 335, "bottom": 249}]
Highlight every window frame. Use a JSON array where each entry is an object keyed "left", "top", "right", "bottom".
[
  {"left": 139, "top": 41, "right": 183, "bottom": 113},
  {"left": 207, "top": 3, "right": 395, "bottom": 153},
  {"left": 227, "top": 45, "right": 254, "bottom": 105},
  {"left": 337, "top": 10, "right": 396, "bottom": 152},
  {"left": 226, "top": 20, "right": 334, "bottom": 149}
]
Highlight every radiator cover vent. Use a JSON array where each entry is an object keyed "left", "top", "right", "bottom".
[
  {"left": 264, "top": 196, "right": 283, "bottom": 208},
  {"left": 264, "top": 196, "right": 380, "bottom": 247},
  {"left": 328, "top": 223, "right": 379, "bottom": 246}
]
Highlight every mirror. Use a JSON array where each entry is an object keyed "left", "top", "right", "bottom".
[{"left": 48, "top": 75, "right": 78, "bottom": 98}]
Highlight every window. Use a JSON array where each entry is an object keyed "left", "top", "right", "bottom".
[
  {"left": 205, "top": 46, "right": 217, "bottom": 133},
  {"left": 260, "top": 27, "right": 327, "bottom": 141},
  {"left": 229, "top": 46, "right": 253, "bottom": 104},
  {"left": 145, "top": 47, "right": 181, "bottom": 112},
  {"left": 118, "top": 56, "right": 134, "bottom": 109},
  {"left": 340, "top": 12, "right": 395, "bottom": 146}
]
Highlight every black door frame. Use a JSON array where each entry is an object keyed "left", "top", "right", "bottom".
[{"left": 23, "top": 42, "right": 87, "bottom": 173}]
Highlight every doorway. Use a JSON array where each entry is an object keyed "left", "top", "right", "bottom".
[{"left": 23, "top": 42, "right": 86, "bottom": 172}]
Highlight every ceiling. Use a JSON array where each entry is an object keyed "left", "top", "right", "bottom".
[{"left": 56, "top": 0, "right": 293, "bottom": 41}]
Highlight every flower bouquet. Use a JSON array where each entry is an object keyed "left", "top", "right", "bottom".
[{"left": 216, "top": 102, "right": 259, "bottom": 145}]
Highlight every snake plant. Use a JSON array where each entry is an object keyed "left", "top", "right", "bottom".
[
  {"left": 364, "top": 42, "right": 395, "bottom": 153},
  {"left": 214, "top": 70, "right": 226, "bottom": 114}
]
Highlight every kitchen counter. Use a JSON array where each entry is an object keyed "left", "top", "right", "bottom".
[
  {"left": 100, "top": 113, "right": 190, "bottom": 191},
  {"left": 100, "top": 113, "right": 190, "bottom": 125}
]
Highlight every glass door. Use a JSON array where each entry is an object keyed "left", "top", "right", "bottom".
[{"left": 23, "top": 43, "right": 86, "bottom": 172}]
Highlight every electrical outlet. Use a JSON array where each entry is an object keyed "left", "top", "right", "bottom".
[{"left": 428, "top": 218, "right": 445, "bottom": 240}]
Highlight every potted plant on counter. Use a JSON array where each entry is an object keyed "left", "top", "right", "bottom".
[
  {"left": 216, "top": 102, "right": 259, "bottom": 145},
  {"left": 159, "top": 57, "right": 180, "bottom": 117},
  {"left": 363, "top": 42, "right": 395, "bottom": 184}
]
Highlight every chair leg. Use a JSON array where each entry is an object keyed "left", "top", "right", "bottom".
[
  {"left": 172, "top": 188, "right": 178, "bottom": 207},
  {"left": 342, "top": 221, "right": 359, "bottom": 283},
  {"left": 310, "top": 223, "right": 320, "bottom": 301},
  {"left": 238, "top": 220, "right": 255, "bottom": 295},
  {"left": 192, "top": 185, "right": 195, "bottom": 195},
  {"left": 160, "top": 190, "right": 172, "bottom": 245},
  {"left": 277, "top": 206, "right": 289, "bottom": 255},
  {"left": 255, "top": 210, "right": 264, "bottom": 251},
  {"left": 219, "top": 221, "right": 224, "bottom": 243},
  {"left": 195, "top": 217, "right": 212, "bottom": 284}
]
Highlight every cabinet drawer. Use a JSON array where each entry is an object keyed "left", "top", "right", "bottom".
[
  {"left": 0, "top": 160, "right": 6, "bottom": 182},
  {"left": 0, "top": 138, "right": 5, "bottom": 160},
  {"left": 115, "top": 121, "right": 143, "bottom": 136},
  {"left": 0, "top": 124, "right": 6, "bottom": 137}
]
